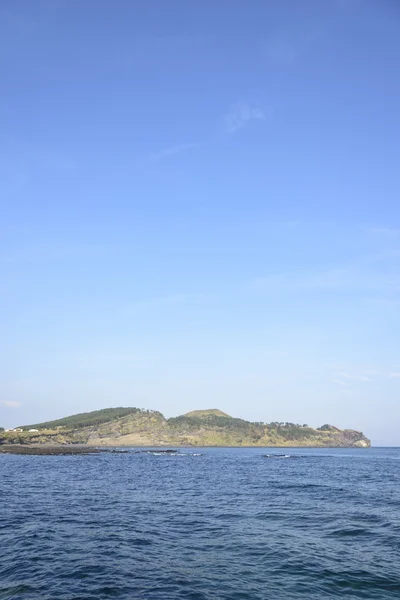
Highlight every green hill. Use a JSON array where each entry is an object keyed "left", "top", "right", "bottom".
[
  {"left": 0, "top": 406, "right": 371, "bottom": 448},
  {"left": 18, "top": 407, "right": 144, "bottom": 431},
  {"left": 183, "top": 409, "right": 231, "bottom": 418}
]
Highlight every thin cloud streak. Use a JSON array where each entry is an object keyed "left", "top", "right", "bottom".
[
  {"left": 339, "top": 372, "right": 373, "bottom": 382},
  {"left": 149, "top": 143, "right": 199, "bottom": 162},
  {"left": 331, "top": 379, "right": 350, "bottom": 387},
  {"left": 331, "top": 368, "right": 400, "bottom": 388},
  {"left": 0, "top": 400, "right": 21, "bottom": 408},
  {"left": 125, "top": 292, "right": 210, "bottom": 314},
  {"left": 363, "top": 226, "right": 400, "bottom": 238},
  {"left": 252, "top": 267, "right": 400, "bottom": 293}
]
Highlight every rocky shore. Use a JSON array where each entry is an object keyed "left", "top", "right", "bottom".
[{"left": 0, "top": 445, "right": 128, "bottom": 456}]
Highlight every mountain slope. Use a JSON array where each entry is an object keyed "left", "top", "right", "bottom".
[
  {"left": 1, "top": 407, "right": 371, "bottom": 448},
  {"left": 18, "top": 407, "right": 146, "bottom": 431}
]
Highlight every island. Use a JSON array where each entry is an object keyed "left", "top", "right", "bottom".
[{"left": 0, "top": 407, "right": 371, "bottom": 449}]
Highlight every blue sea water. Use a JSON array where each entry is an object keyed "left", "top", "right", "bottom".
[{"left": 1, "top": 447, "right": 400, "bottom": 600}]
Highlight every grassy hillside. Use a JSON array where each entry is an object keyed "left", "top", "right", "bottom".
[{"left": 18, "top": 407, "right": 145, "bottom": 431}]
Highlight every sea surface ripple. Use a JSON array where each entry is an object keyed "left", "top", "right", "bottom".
[{"left": 1, "top": 447, "right": 400, "bottom": 599}]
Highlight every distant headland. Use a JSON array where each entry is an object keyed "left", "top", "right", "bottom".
[{"left": 0, "top": 407, "right": 371, "bottom": 448}]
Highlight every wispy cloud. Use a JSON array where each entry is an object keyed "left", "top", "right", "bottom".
[
  {"left": 149, "top": 143, "right": 198, "bottom": 162},
  {"left": 252, "top": 266, "right": 400, "bottom": 293},
  {"left": 224, "top": 102, "right": 265, "bottom": 134},
  {"left": 331, "top": 378, "right": 350, "bottom": 387},
  {"left": 338, "top": 372, "right": 374, "bottom": 383},
  {"left": 363, "top": 226, "right": 400, "bottom": 239},
  {"left": 252, "top": 268, "right": 351, "bottom": 291},
  {"left": 264, "top": 35, "right": 296, "bottom": 66},
  {"left": 125, "top": 292, "right": 209, "bottom": 314},
  {"left": 335, "top": 0, "right": 366, "bottom": 10},
  {"left": 332, "top": 368, "right": 400, "bottom": 388},
  {"left": 0, "top": 400, "right": 21, "bottom": 408}
]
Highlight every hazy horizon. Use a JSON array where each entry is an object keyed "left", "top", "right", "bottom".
[{"left": 2, "top": 0, "right": 400, "bottom": 446}]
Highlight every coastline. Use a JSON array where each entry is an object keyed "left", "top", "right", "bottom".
[{"left": 0, "top": 443, "right": 372, "bottom": 455}]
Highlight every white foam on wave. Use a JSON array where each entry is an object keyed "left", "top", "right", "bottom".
[
  {"left": 264, "top": 454, "right": 292, "bottom": 459},
  {"left": 149, "top": 451, "right": 203, "bottom": 457}
]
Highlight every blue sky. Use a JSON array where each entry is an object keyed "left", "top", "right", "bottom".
[{"left": 1, "top": 0, "right": 400, "bottom": 445}]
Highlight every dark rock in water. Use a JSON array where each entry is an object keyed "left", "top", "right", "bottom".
[
  {"left": 0, "top": 445, "right": 101, "bottom": 456},
  {"left": 98, "top": 448, "right": 129, "bottom": 454},
  {"left": 0, "top": 445, "right": 129, "bottom": 456}
]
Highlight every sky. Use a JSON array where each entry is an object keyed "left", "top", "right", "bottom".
[{"left": 1, "top": 0, "right": 400, "bottom": 445}]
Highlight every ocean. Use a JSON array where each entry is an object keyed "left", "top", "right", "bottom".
[{"left": 1, "top": 447, "right": 399, "bottom": 599}]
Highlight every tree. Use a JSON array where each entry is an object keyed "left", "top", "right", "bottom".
[{"left": 318, "top": 424, "right": 333, "bottom": 432}]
